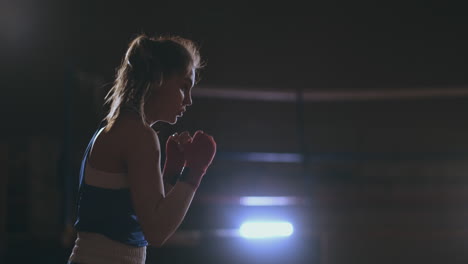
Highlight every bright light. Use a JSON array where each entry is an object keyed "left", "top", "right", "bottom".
[
  {"left": 239, "top": 196, "right": 298, "bottom": 206},
  {"left": 240, "top": 221, "right": 294, "bottom": 239}
]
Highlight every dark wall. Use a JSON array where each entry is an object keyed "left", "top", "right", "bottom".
[{"left": 3, "top": 1, "right": 468, "bottom": 264}]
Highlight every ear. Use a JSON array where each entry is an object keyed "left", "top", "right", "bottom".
[
  {"left": 151, "top": 71, "right": 164, "bottom": 88},
  {"left": 149, "top": 79, "right": 164, "bottom": 94}
]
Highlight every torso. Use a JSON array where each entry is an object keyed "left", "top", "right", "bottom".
[
  {"left": 87, "top": 125, "right": 127, "bottom": 174},
  {"left": 87, "top": 111, "right": 145, "bottom": 174},
  {"left": 70, "top": 111, "right": 152, "bottom": 264},
  {"left": 86, "top": 111, "right": 153, "bottom": 188}
]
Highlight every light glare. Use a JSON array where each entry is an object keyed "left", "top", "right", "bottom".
[
  {"left": 239, "top": 196, "right": 297, "bottom": 206},
  {"left": 240, "top": 221, "right": 294, "bottom": 239}
]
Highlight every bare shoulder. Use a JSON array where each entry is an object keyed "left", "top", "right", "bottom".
[{"left": 112, "top": 112, "right": 160, "bottom": 152}]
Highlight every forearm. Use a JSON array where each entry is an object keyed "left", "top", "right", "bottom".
[
  {"left": 163, "top": 182, "right": 175, "bottom": 195},
  {"left": 149, "top": 181, "right": 196, "bottom": 246},
  {"left": 162, "top": 170, "right": 180, "bottom": 196}
]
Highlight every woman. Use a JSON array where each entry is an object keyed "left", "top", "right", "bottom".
[{"left": 68, "top": 34, "right": 217, "bottom": 264}]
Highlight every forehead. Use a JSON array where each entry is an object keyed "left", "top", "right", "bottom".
[{"left": 166, "top": 68, "right": 195, "bottom": 87}]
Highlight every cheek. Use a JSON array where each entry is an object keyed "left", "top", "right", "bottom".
[
  {"left": 179, "top": 90, "right": 185, "bottom": 101},
  {"left": 146, "top": 93, "right": 158, "bottom": 107}
]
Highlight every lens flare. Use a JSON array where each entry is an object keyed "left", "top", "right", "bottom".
[{"left": 239, "top": 221, "right": 294, "bottom": 239}]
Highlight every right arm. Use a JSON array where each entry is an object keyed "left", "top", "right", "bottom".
[{"left": 125, "top": 123, "right": 196, "bottom": 247}]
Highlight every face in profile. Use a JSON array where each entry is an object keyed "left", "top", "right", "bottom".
[{"left": 145, "top": 68, "right": 196, "bottom": 125}]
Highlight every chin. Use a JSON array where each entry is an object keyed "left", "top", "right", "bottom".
[
  {"left": 166, "top": 117, "right": 178, "bottom": 125},
  {"left": 162, "top": 112, "right": 181, "bottom": 124}
]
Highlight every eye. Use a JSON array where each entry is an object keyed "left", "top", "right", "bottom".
[{"left": 183, "top": 85, "right": 191, "bottom": 92}]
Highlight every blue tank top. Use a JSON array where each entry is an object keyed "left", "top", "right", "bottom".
[{"left": 74, "top": 124, "right": 148, "bottom": 247}]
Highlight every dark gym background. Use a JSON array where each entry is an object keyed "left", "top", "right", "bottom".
[{"left": 2, "top": 1, "right": 468, "bottom": 263}]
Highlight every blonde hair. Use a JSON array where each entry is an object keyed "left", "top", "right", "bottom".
[{"left": 104, "top": 33, "right": 203, "bottom": 130}]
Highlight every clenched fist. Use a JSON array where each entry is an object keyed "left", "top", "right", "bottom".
[{"left": 180, "top": 130, "right": 216, "bottom": 189}]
